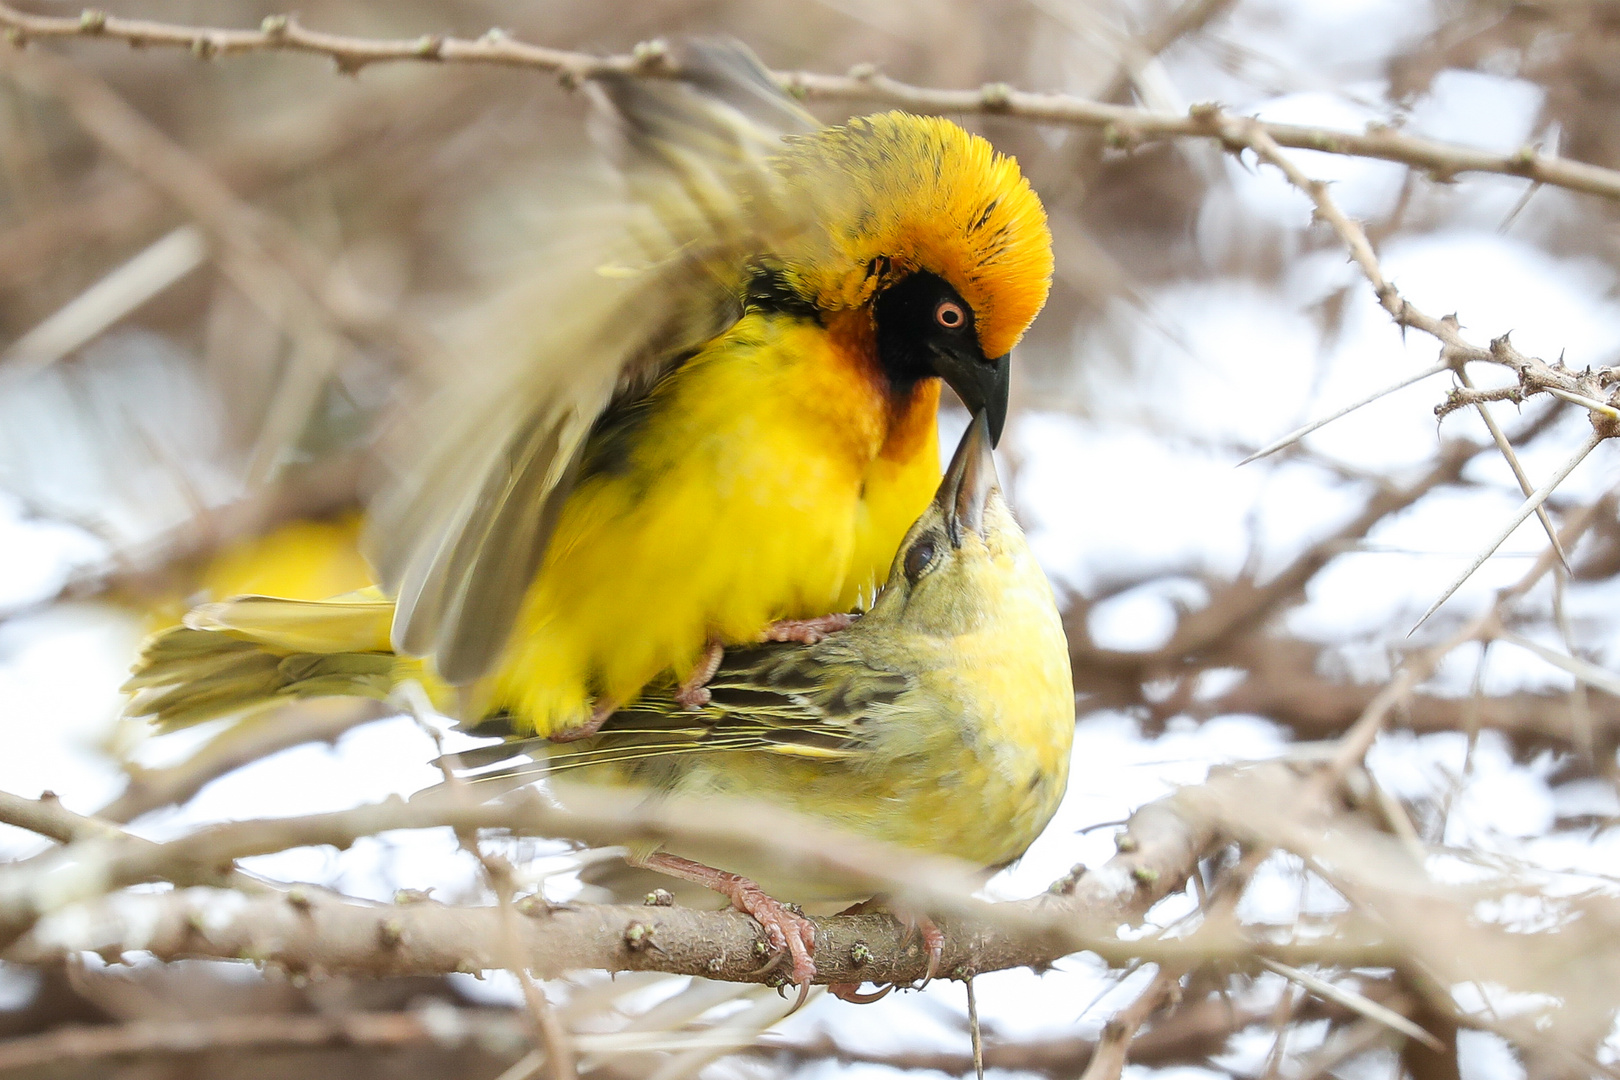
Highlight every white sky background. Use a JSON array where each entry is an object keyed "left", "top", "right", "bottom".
[{"left": 2, "top": 0, "right": 1618, "bottom": 1076}]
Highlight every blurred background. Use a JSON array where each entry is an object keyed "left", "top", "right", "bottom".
[{"left": 3, "top": 0, "right": 1620, "bottom": 1077}]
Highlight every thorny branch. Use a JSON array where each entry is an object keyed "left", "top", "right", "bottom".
[{"left": 6, "top": 4, "right": 1620, "bottom": 208}]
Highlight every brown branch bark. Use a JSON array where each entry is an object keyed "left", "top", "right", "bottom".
[
  {"left": 0, "top": 769, "right": 1402, "bottom": 987},
  {"left": 0, "top": 1007, "right": 527, "bottom": 1071}
]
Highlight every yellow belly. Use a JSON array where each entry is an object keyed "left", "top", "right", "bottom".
[{"left": 484, "top": 312, "right": 941, "bottom": 734}]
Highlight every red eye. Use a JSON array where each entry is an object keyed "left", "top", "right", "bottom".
[{"left": 934, "top": 300, "right": 965, "bottom": 329}]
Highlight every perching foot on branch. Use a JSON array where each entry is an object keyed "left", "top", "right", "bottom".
[
  {"left": 828, "top": 902, "right": 943, "bottom": 1002},
  {"left": 636, "top": 851, "right": 818, "bottom": 1010}
]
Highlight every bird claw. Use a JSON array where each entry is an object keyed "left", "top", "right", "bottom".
[
  {"left": 674, "top": 639, "right": 723, "bottom": 709},
  {"left": 828, "top": 911, "right": 945, "bottom": 1003},
  {"left": 761, "top": 612, "right": 856, "bottom": 644},
  {"left": 902, "top": 914, "right": 945, "bottom": 990},
  {"left": 548, "top": 696, "right": 616, "bottom": 743},
  {"left": 829, "top": 981, "right": 893, "bottom": 1004},
  {"left": 728, "top": 879, "right": 817, "bottom": 1007}
]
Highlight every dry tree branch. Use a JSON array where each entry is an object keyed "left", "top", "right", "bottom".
[
  {"left": 1079, "top": 966, "right": 1181, "bottom": 1080},
  {"left": 0, "top": 770, "right": 1407, "bottom": 988},
  {"left": 1225, "top": 114, "right": 1620, "bottom": 426},
  {"left": 0, "top": 1007, "right": 530, "bottom": 1071},
  {"left": 95, "top": 700, "right": 389, "bottom": 825},
  {"left": 4, "top": 5, "right": 1620, "bottom": 206}
]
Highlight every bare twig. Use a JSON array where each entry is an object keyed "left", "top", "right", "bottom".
[
  {"left": 1079, "top": 967, "right": 1180, "bottom": 1080},
  {"left": 4, "top": 5, "right": 1620, "bottom": 207},
  {"left": 1238, "top": 360, "right": 1449, "bottom": 466},
  {"left": 96, "top": 700, "right": 388, "bottom": 824},
  {"left": 1411, "top": 427, "right": 1604, "bottom": 631}
]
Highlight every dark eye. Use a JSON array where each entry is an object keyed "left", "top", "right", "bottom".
[
  {"left": 903, "top": 540, "right": 936, "bottom": 581},
  {"left": 934, "top": 300, "right": 965, "bottom": 330}
]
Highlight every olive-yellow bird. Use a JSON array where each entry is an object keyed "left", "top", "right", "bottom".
[
  {"left": 126, "top": 415, "right": 1075, "bottom": 997},
  {"left": 357, "top": 41, "right": 1052, "bottom": 737}
]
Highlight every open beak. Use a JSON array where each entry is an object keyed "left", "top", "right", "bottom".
[{"left": 936, "top": 411, "right": 1001, "bottom": 544}]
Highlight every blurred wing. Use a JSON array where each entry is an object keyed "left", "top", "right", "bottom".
[{"left": 366, "top": 40, "right": 816, "bottom": 685}]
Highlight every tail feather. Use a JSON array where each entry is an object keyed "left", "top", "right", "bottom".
[
  {"left": 186, "top": 593, "right": 394, "bottom": 653},
  {"left": 126, "top": 594, "right": 407, "bottom": 730}
]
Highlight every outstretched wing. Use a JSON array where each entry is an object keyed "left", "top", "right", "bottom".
[{"left": 366, "top": 41, "right": 816, "bottom": 685}]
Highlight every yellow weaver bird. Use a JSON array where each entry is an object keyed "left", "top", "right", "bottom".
[
  {"left": 354, "top": 41, "right": 1052, "bottom": 737},
  {"left": 126, "top": 415, "right": 1075, "bottom": 998}
]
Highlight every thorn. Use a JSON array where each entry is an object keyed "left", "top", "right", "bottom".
[
  {"left": 1239, "top": 361, "right": 1449, "bottom": 466},
  {"left": 1410, "top": 429, "right": 1605, "bottom": 634}
]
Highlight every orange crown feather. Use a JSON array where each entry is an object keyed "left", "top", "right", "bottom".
[{"left": 774, "top": 112, "right": 1053, "bottom": 359}]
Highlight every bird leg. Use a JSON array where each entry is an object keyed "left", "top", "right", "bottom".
[
  {"left": 761, "top": 612, "right": 856, "bottom": 644},
  {"left": 674, "top": 638, "right": 724, "bottom": 709},
  {"left": 547, "top": 695, "right": 618, "bottom": 743},
  {"left": 827, "top": 900, "right": 944, "bottom": 1003},
  {"left": 635, "top": 851, "right": 817, "bottom": 1010}
]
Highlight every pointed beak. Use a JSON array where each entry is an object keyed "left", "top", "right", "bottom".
[
  {"left": 936, "top": 352, "right": 1010, "bottom": 448},
  {"left": 937, "top": 411, "right": 1001, "bottom": 544},
  {"left": 983, "top": 354, "right": 1010, "bottom": 446}
]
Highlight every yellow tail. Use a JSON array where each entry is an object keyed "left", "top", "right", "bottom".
[{"left": 123, "top": 593, "right": 429, "bottom": 729}]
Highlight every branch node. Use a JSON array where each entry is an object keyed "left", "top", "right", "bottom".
[
  {"left": 643, "top": 888, "right": 674, "bottom": 907},
  {"left": 412, "top": 34, "right": 444, "bottom": 60},
  {"left": 851, "top": 941, "right": 873, "bottom": 967},
  {"left": 259, "top": 14, "right": 288, "bottom": 37},
  {"left": 77, "top": 9, "right": 107, "bottom": 34},
  {"left": 630, "top": 38, "right": 669, "bottom": 72},
  {"left": 847, "top": 61, "right": 879, "bottom": 80},
  {"left": 1048, "top": 863, "right": 1087, "bottom": 894},
  {"left": 623, "top": 921, "right": 663, "bottom": 953},
  {"left": 979, "top": 82, "right": 1013, "bottom": 111}
]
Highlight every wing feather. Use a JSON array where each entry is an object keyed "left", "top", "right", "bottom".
[
  {"left": 445, "top": 640, "right": 918, "bottom": 781},
  {"left": 367, "top": 40, "right": 816, "bottom": 683}
]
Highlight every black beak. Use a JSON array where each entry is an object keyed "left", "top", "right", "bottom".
[
  {"left": 936, "top": 411, "right": 1001, "bottom": 544},
  {"left": 935, "top": 352, "right": 1010, "bottom": 448}
]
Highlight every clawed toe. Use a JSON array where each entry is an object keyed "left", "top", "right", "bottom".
[
  {"left": 830, "top": 907, "right": 946, "bottom": 1003},
  {"left": 830, "top": 981, "right": 893, "bottom": 1004},
  {"left": 904, "top": 915, "right": 945, "bottom": 989},
  {"left": 761, "top": 612, "right": 855, "bottom": 644}
]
